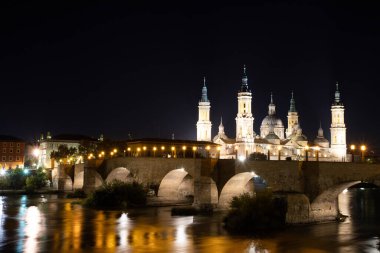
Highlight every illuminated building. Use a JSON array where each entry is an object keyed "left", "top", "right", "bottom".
[
  {"left": 0, "top": 135, "right": 25, "bottom": 169},
  {"left": 196, "top": 67, "right": 347, "bottom": 161}
]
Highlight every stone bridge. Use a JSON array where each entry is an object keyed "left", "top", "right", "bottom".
[{"left": 55, "top": 157, "right": 380, "bottom": 223}]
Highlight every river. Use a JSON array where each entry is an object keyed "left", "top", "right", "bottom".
[{"left": 0, "top": 188, "right": 379, "bottom": 253}]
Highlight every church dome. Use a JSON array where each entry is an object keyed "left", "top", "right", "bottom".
[
  {"left": 261, "top": 115, "right": 284, "bottom": 129},
  {"left": 260, "top": 93, "right": 284, "bottom": 130}
]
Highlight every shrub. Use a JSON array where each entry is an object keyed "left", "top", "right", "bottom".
[
  {"left": 224, "top": 191, "right": 287, "bottom": 233},
  {"left": 0, "top": 176, "right": 10, "bottom": 189},
  {"left": 8, "top": 168, "right": 27, "bottom": 189},
  {"left": 25, "top": 168, "right": 48, "bottom": 192},
  {"left": 249, "top": 152, "right": 267, "bottom": 161},
  {"left": 85, "top": 181, "right": 147, "bottom": 209}
]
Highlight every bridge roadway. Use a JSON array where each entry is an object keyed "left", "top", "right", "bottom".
[{"left": 53, "top": 157, "right": 380, "bottom": 223}]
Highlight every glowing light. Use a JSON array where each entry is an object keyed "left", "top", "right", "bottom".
[
  {"left": 182, "top": 146, "right": 187, "bottom": 151},
  {"left": 350, "top": 145, "right": 356, "bottom": 150},
  {"left": 153, "top": 147, "right": 157, "bottom": 151},
  {"left": 250, "top": 171, "right": 258, "bottom": 178},
  {"left": 217, "top": 146, "right": 221, "bottom": 151},
  {"left": 113, "top": 149, "right": 117, "bottom": 153},
  {"left": 143, "top": 146, "right": 147, "bottom": 151},
  {"left": 137, "top": 147, "right": 141, "bottom": 152},
  {"left": 342, "top": 188, "right": 348, "bottom": 194},
  {"left": 360, "top": 188, "right": 365, "bottom": 190},
  {"left": 23, "top": 169, "right": 29, "bottom": 175},
  {"left": 192, "top": 146, "right": 197, "bottom": 151},
  {"left": 360, "top": 145, "right": 366, "bottom": 151},
  {"left": 238, "top": 155, "right": 246, "bottom": 162},
  {"left": 171, "top": 146, "right": 175, "bottom": 151},
  {"left": 206, "top": 146, "right": 210, "bottom": 150},
  {"left": 305, "top": 145, "right": 309, "bottom": 150},
  {"left": 127, "top": 147, "right": 131, "bottom": 151},
  {"left": 161, "top": 146, "right": 165, "bottom": 150},
  {"left": 0, "top": 169, "right": 5, "bottom": 176},
  {"left": 32, "top": 148, "right": 40, "bottom": 157}
]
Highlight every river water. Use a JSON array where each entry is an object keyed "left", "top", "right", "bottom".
[{"left": 0, "top": 188, "right": 379, "bottom": 253}]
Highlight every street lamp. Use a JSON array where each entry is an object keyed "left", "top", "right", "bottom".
[
  {"left": 143, "top": 146, "right": 147, "bottom": 157},
  {"left": 305, "top": 145, "right": 309, "bottom": 161},
  {"left": 137, "top": 147, "right": 141, "bottom": 157},
  {"left": 360, "top": 145, "right": 366, "bottom": 162},
  {"left": 277, "top": 146, "right": 282, "bottom": 161},
  {"left": 350, "top": 145, "right": 356, "bottom": 162},
  {"left": 153, "top": 147, "right": 157, "bottom": 157},
  {"left": 171, "top": 146, "right": 176, "bottom": 158},
  {"left": 192, "top": 146, "right": 197, "bottom": 158},
  {"left": 127, "top": 147, "right": 131, "bottom": 157},
  {"left": 315, "top": 146, "right": 320, "bottom": 162},
  {"left": 217, "top": 146, "right": 221, "bottom": 159},
  {"left": 182, "top": 146, "right": 187, "bottom": 158},
  {"left": 206, "top": 145, "right": 211, "bottom": 158}
]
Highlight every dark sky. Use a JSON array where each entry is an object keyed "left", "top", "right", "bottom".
[{"left": 0, "top": 1, "right": 379, "bottom": 150}]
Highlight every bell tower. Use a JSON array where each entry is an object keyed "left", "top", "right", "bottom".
[
  {"left": 196, "top": 77, "right": 212, "bottom": 141},
  {"left": 330, "top": 82, "right": 347, "bottom": 160},
  {"left": 235, "top": 65, "right": 255, "bottom": 158}
]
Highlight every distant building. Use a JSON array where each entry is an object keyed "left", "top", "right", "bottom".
[
  {"left": 0, "top": 135, "right": 26, "bottom": 169},
  {"left": 196, "top": 66, "right": 347, "bottom": 161},
  {"left": 38, "top": 133, "right": 98, "bottom": 168}
]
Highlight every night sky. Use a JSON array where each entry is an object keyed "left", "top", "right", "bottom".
[{"left": 1, "top": 2, "right": 379, "bottom": 150}]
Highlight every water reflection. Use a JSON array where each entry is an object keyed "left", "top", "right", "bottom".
[{"left": 0, "top": 190, "right": 380, "bottom": 252}]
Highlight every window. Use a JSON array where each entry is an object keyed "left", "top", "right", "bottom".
[
  {"left": 9, "top": 149, "right": 13, "bottom": 153},
  {"left": 9, "top": 156, "right": 13, "bottom": 161},
  {"left": 2, "top": 143, "right": 6, "bottom": 147},
  {"left": 16, "top": 156, "right": 20, "bottom": 161},
  {"left": 1, "top": 156, "right": 5, "bottom": 161},
  {"left": 16, "top": 149, "right": 20, "bottom": 153},
  {"left": 10, "top": 143, "right": 13, "bottom": 147},
  {"left": 2, "top": 148, "right": 5, "bottom": 153},
  {"left": 17, "top": 143, "right": 20, "bottom": 147}
]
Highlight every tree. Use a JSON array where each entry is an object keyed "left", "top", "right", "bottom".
[
  {"left": 50, "top": 145, "right": 78, "bottom": 164},
  {"left": 249, "top": 152, "right": 267, "bottom": 161}
]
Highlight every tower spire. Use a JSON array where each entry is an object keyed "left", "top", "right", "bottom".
[
  {"left": 201, "top": 77, "right": 209, "bottom": 102},
  {"left": 268, "top": 92, "right": 276, "bottom": 115},
  {"left": 240, "top": 65, "right": 249, "bottom": 92},
  {"left": 334, "top": 81, "right": 341, "bottom": 104},
  {"left": 289, "top": 91, "right": 296, "bottom": 112}
]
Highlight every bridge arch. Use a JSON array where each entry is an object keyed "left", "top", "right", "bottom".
[
  {"left": 157, "top": 169, "right": 194, "bottom": 201},
  {"left": 310, "top": 181, "right": 380, "bottom": 221},
  {"left": 218, "top": 172, "right": 267, "bottom": 209},
  {"left": 105, "top": 167, "right": 131, "bottom": 184}
]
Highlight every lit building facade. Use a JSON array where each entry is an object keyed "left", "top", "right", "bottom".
[
  {"left": 196, "top": 67, "right": 348, "bottom": 161},
  {"left": 0, "top": 135, "right": 25, "bottom": 169}
]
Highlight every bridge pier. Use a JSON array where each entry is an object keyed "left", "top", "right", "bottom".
[
  {"left": 52, "top": 164, "right": 73, "bottom": 191},
  {"left": 193, "top": 177, "right": 218, "bottom": 209},
  {"left": 82, "top": 160, "right": 98, "bottom": 193}
]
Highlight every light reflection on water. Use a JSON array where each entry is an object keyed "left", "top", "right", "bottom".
[{"left": 0, "top": 189, "right": 379, "bottom": 252}]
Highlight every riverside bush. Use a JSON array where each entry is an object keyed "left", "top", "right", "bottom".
[
  {"left": 224, "top": 191, "right": 287, "bottom": 233},
  {"left": 85, "top": 181, "right": 147, "bottom": 209},
  {"left": 25, "top": 168, "right": 48, "bottom": 192}
]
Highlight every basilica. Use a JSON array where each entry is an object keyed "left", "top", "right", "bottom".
[{"left": 196, "top": 66, "right": 347, "bottom": 161}]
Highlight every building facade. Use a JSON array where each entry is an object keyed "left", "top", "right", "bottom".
[
  {"left": 196, "top": 67, "right": 347, "bottom": 161},
  {"left": 0, "top": 135, "right": 26, "bottom": 169},
  {"left": 37, "top": 133, "right": 98, "bottom": 168}
]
